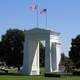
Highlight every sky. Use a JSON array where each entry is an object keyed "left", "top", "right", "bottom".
[{"left": 0, "top": 0, "right": 80, "bottom": 56}]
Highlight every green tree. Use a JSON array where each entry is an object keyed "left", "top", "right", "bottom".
[
  {"left": 59, "top": 53, "right": 73, "bottom": 72},
  {"left": 60, "top": 53, "right": 67, "bottom": 66},
  {"left": 0, "top": 29, "right": 25, "bottom": 71},
  {"left": 69, "top": 35, "right": 80, "bottom": 68}
]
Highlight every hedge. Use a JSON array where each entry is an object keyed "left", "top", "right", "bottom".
[{"left": 45, "top": 72, "right": 61, "bottom": 77}]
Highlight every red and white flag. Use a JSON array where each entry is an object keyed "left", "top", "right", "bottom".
[
  {"left": 30, "top": 5, "right": 37, "bottom": 11},
  {"left": 40, "top": 9, "right": 47, "bottom": 14}
]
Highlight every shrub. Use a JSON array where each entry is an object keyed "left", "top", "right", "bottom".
[
  {"left": 72, "top": 69, "right": 80, "bottom": 76},
  {"left": 45, "top": 72, "right": 61, "bottom": 77}
]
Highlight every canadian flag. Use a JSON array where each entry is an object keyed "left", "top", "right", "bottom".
[{"left": 30, "top": 5, "right": 37, "bottom": 11}]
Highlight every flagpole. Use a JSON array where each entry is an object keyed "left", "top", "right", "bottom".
[
  {"left": 36, "top": 0, "right": 39, "bottom": 28},
  {"left": 36, "top": 5, "right": 39, "bottom": 27},
  {"left": 45, "top": 13, "right": 47, "bottom": 28}
]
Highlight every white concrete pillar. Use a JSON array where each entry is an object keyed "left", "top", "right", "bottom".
[
  {"left": 20, "top": 36, "right": 29, "bottom": 75},
  {"left": 28, "top": 40, "right": 39, "bottom": 75},
  {"left": 51, "top": 43, "right": 57, "bottom": 72},
  {"left": 21, "top": 38, "right": 40, "bottom": 75},
  {"left": 51, "top": 43, "right": 61, "bottom": 72},
  {"left": 45, "top": 39, "right": 61, "bottom": 73},
  {"left": 56, "top": 43, "right": 61, "bottom": 72},
  {"left": 45, "top": 39, "right": 52, "bottom": 73}
]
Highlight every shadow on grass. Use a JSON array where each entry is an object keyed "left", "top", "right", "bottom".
[
  {"left": 0, "top": 72, "right": 45, "bottom": 76},
  {"left": 0, "top": 72, "right": 23, "bottom": 76}
]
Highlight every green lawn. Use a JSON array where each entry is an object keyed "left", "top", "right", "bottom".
[
  {"left": 0, "top": 75, "right": 80, "bottom": 80},
  {"left": 0, "top": 68, "right": 80, "bottom": 80}
]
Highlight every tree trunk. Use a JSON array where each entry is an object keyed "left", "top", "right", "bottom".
[{"left": 18, "top": 66, "right": 20, "bottom": 71}]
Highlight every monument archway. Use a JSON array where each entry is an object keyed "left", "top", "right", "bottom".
[{"left": 20, "top": 28, "right": 61, "bottom": 75}]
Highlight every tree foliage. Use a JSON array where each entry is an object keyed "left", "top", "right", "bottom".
[
  {"left": 69, "top": 35, "right": 80, "bottom": 68},
  {"left": 0, "top": 29, "right": 25, "bottom": 70},
  {"left": 60, "top": 53, "right": 68, "bottom": 66},
  {"left": 59, "top": 53, "right": 73, "bottom": 72}
]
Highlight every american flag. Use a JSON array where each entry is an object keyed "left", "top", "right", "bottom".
[{"left": 40, "top": 9, "right": 47, "bottom": 14}]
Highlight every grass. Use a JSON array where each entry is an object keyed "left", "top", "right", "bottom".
[
  {"left": 0, "top": 75, "right": 80, "bottom": 80},
  {"left": 0, "top": 68, "right": 80, "bottom": 80}
]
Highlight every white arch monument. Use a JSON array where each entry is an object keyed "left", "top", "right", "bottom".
[{"left": 20, "top": 28, "right": 61, "bottom": 75}]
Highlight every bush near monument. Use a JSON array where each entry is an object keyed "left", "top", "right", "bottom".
[
  {"left": 45, "top": 72, "right": 61, "bottom": 77},
  {"left": 72, "top": 69, "right": 80, "bottom": 76}
]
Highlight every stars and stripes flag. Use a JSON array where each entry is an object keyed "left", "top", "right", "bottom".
[
  {"left": 40, "top": 9, "right": 47, "bottom": 14},
  {"left": 30, "top": 5, "right": 37, "bottom": 11}
]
